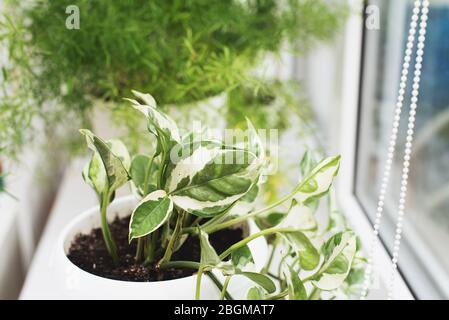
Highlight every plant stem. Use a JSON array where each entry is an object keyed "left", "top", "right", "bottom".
[
  {"left": 262, "top": 236, "right": 279, "bottom": 274},
  {"left": 190, "top": 216, "right": 203, "bottom": 227},
  {"left": 159, "top": 261, "right": 234, "bottom": 300},
  {"left": 219, "top": 227, "right": 295, "bottom": 260},
  {"left": 220, "top": 276, "right": 231, "bottom": 300},
  {"left": 144, "top": 230, "right": 158, "bottom": 265},
  {"left": 142, "top": 153, "right": 155, "bottom": 196},
  {"left": 206, "top": 272, "right": 234, "bottom": 300},
  {"left": 267, "top": 272, "right": 282, "bottom": 281},
  {"left": 135, "top": 238, "right": 143, "bottom": 262},
  {"left": 195, "top": 268, "right": 203, "bottom": 300},
  {"left": 266, "top": 290, "right": 288, "bottom": 300},
  {"left": 159, "top": 260, "right": 200, "bottom": 270},
  {"left": 100, "top": 194, "right": 119, "bottom": 265},
  {"left": 202, "top": 191, "right": 297, "bottom": 234},
  {"left": 157, "top": 211, "right": 185, "bottom": 266}
]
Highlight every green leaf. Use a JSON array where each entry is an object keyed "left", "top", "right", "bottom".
[
  {"left": 80, "top": 130, "right": 130, "bottom": 195},
  {"left": 237, "top": 271, "right": 276, "bottom": 294},
  {"left": 294, "top": 155, "right": 340, "bottom": 206},
  {"left": 312, "top": 231, "right": 357, "bottom": 291},
  {"left": 239, "top": 183, "right": 259, "bottom": 203},
  {"left": 169, "top": 145, "right": 260, "bottom": 217},
  {"left": 255, "top": 212, "right": 286, "bottom": 230},
  {"left": 346, "top": 268, "right": 365, "bottom": 286},
  {"left": 247, "top": 287, "right": 266, "bottom": 300},
  {"left": 130, "top": 154, "right": 157, "bottom": 195},
  {"left": 283, "top": 265, "right": 307, "bottom": 300},
  {"left": 198, "top": 230, "right": 222, "bottom": 268},
  {"left": 231, "top": 245, "right": 254, "bottom": 270},
  {"left": 128, "top": 190, "right": 173, "bottom": 242},
  {"left": 281, "top": 231, "right": 320, "bottom": 270}
]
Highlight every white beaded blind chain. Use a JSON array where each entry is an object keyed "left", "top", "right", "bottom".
[
  {"left": 360, "top": 0, "right": 429, "bottom": 300},
  {"left": 387, "top": 0, "right": 429, "bottom": 300}
]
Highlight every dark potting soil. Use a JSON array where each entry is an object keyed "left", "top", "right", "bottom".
[{"left": 67, "top": 214, "right": 243, "bottom": 282}]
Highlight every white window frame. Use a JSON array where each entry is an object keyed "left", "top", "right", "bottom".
[{"left": 336, "top": 0, "right": 414, "bottom": 300}]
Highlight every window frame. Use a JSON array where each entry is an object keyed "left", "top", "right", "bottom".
[
  {"left": 336, "top": 0, "right": 414, "bottom": 300},
  {"left": 350, "top": 0, "right": 449, "bottom": 299}
]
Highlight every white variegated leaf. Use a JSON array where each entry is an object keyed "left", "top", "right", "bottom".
[
  {"left": 131, "top": 90, "right": 157, "bottom": 108},
  {"left": 107, "top": 139, "right": 131, "bottom": 171},
  {"left": 128, "top": 190, "right": 173, "bottom": 241},
  {"left": 126, "top": 92, "right": 181, "bottom": 144},
  {"left": 312, "top": 231, "right": 357, "bottom": 291},
  {"left": 166, "top": 142, "right": 222, "bottom": 193},
  {"left": 294, "top": 155, "right": 340, "bottom": 205},
  {"left": 279, "top": 200, "right": 318, "bottom": 232},
  {"left": 245, "top": 117, "right": 265, "bottom": 163},
  {"left": 169, "top": 148, "right": 260, "bottom": 217},
  {"left": 281, "top": 230, "right": 320, "bottom": 271},
  {"left": 80, "top": 129, "right": 130, "bottom": 194}
]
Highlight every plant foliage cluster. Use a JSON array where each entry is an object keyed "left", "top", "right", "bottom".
[
  {"left": 81, "top": 91, "right": 364, "bottom": 300},
  {"left": 0, "top": 0, "right": 347, "bottom": 158}
]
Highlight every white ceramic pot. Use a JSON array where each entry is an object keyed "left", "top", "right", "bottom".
[{"left": 54, "top": 196, "right": 268, "bottom": 299}]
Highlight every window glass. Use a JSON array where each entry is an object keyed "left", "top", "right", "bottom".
[{"left": 356, "top": 0, "right": 449, "bottom": 299}]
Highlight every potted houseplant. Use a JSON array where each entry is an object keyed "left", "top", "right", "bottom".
[
  {"left": 0, "top": 0, "right": 347, "bottom": 157},
  {"left": 54, "top": 91, "right": 363, "bottom": 300}
]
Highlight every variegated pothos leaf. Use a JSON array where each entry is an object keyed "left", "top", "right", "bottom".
[
  {"left": 128, "top": 190, "right": 173, "bottom": 242},
  {"left": 311, "top": 231, "right": 357, "bottom": 291},
  {"left": 294, "top": 155, "right": 340, "bottom": 206},
  {"left": 126, "top": 91, "right": 181, "bottom": 145},
  {"left": 167, "top": 142, "right": 261, "bottom": 217},
  {"left": 80, "top": 130, "right": 130, "bottom": 195},
  {"left": 279, "top": 200, "right": 318, "bottom": 232}
]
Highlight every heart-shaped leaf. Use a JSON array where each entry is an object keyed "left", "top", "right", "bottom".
[
  {"left": 283, "top": 265, "right": 307, "bottom": 300},
  {"left": 311, "top": 231, "right": 357, "bottom": 291},
  {"left": 198, "top": 230, "right": 222, "bottom": 268},
  {"left": 130, "top": 154, "right": 158, "bottom": 196},
  {"left": 281, "top": 230, "right": 320, "bottom": 270},
  {"left": 247, "top": 286, "right": 266, "bottom": 300},
  {"left": 80, "top": 130, "right": 130, "bottom": 195},
  {"left": 128, "top": 190, "right": 173, "bottom": 242},
  {"left": 126, "top": 91, "right": 181, "bottom": 145},
  {"left": 169, "top": 144, "right": 260, "bottom": 217},
  {"left": 279, "top": 200, "right": 318, "bottom": 232},
  {"left": 231, "top": 245, "right": 254, "bottom": 271},
  {"left": 237, "top": 271, "right": 276, "bottom": 294},
  {"left": 294, "top": 155, "right": 340, "bottom": 206}
]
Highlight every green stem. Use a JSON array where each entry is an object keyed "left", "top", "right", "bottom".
[
  {"left": 267, "top": 272, "right": 282, "bottom": 281},
  {"left": 202, "top": 191, "right": 297, "bottom": 234},
  {"left": 266, "top": 290, "right": 288, "bottom": 300},
  {"left": 308, "top": 287, "right": 321, "bottom": 300},
  {"left": 262, "top": 236, "right": 279, "bottom": 274},
  {"left": 195, "top": 268, "right": 203, "bottom": 300},
  {"left": 160, "top": 260, "right": 200, "bottom": 270},
  {"left": 142, "top": 154, "right": 155, "bottom": 196},
  {"left": 220, "top": 276, "right": 232, "bottom": 300},
  {"left": 157, "top": 145, "right": 168, "bottom": 190},
  {"left": 100, "top": 194, "right": 119, "bottom": 265},
  {"left": 206, "top": 272, "right": 234, "bottom": 300},
  {"left": 190, "top": 216, "right": 203, "bottom": 227},
  {"left": 135, "top": 238, "right": 143, "bottom": 262},
  {"left": 159, "top": 261, "right": 234, "bottom": 300},
  {"left": 219, "top": 227, "right": 295, "bottom": 260},
  {"left": 144, "top": 230, "right": 158, "bottom": 264},
  {"left": 157, "top": 211, "right": 185, "bottom": 266}
]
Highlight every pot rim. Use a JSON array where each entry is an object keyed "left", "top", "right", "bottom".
[{"left": 58, "top": 195, "right": 264, "bottom": 286}]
